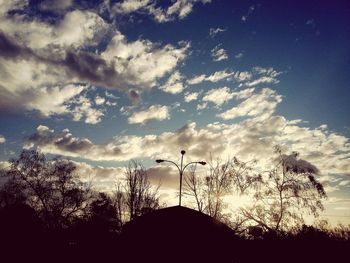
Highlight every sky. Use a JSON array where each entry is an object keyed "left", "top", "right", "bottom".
[{"left": 0, "top": 0, "right": 349, "bottom": 225}]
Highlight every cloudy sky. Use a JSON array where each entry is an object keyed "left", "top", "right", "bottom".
[{"left": 0, "top": 0, "right": 349, "bottom": 225}]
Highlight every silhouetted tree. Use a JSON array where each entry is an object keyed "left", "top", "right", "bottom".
[
  {"left": 241, "top": 146, "right": 326, "bottom": 233},
  {"left": 88, "top": 192, "right": 119, "bottom": 232},
  {"left": 185, "top": 157, "right": 261, "bottom": 222},
  {"left": 0, "top": 150, "right": 89, "bottom": 229},
  {"left": 113, "top": 181, "right": 127, "bottom": 226},
  {"left": 116, "top": 160, "right": 160, "bottom": 222},
  {"left": 184, "top": 165, "right": 205, "bottom": 213}
]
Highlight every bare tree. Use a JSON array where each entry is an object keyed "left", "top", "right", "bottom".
[
  {"left": 204, "top": 159, "right": 232, "bottom": 219},
  {"left": 184, "top": 165, "right": 205, "bottom": 213},
  {"left": 184, "top": 157, "right": 261, "bottom": 222},
  {"left": 241, "top": 146, "right": 326, "bottom": 233},
  {"left": 121, "top": 160, "right": 160, "bottom": 221},
  {"left": 0, "top": 150, "right": 90, "bottom": 228},
  {"left": 113, "top": 181, "right": 127, "bottom": 226}
]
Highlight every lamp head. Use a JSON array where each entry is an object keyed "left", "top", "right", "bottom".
[
  {"left": 198, "top": 161, "right": 206, "bottom": 165},
  {"left": 156, "top": 159, "right": 164, "bottom": 163},
  {"left": 181, "top": 150, "right": 186, "bottom": 155}
]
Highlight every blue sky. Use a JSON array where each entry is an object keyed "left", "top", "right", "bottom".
[{"left": 0, "top": 0, "right": 349, "bottom": 225}]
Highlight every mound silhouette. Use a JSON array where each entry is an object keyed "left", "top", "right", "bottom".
[{"left": 121, "top": 206, "right": 238, "bottom": 261}]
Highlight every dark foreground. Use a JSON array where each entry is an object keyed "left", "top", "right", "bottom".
[{"left": 1, "top": 205, "right": 348, "bottom": 263}]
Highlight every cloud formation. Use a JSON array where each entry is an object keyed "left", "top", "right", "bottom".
[
  {"left": 101, "top": 32, "right": 189, "bottom": 89},
  {"left": 160, "top": 71, "right": 185, "bottom": 94},
  {"left": 218, "top": 88, "right": 282, "bottom": 120},
  {"left": 187, "top": 70, "right": 234, "bottom": 85},
  {"left": 0, "top": 2, "right": 189, "bottom": 122},
  {"left": 187, "top": 67, "right": 281, "bottom": 87},
  {"left": 209, "top": 27, "right": 226, "bottom": 38},
  {"left": 184, "top": 91, "right": 201, "bottom": 103},
  {"left": 211, "top": 45, "right": 228, "bottom": 61},
  {"left": 110, "top": 0, "right": 212, "bottom": 23},
  {"left": 25, "top": 112, "right": 350, "bottom": 179},
  {"left": 202, "top": 87, "right": 234, "bottom": 106},
  {"left": 23, "top": 86, "right": 350, "bottom": 178},
  {"left": 128, "top": 105, "right": 170, "bottom": 124}
]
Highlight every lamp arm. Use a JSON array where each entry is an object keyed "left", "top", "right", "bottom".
[
  {"left": 182, "top": 161, "right": 202, "bottom": 172},
  {"left": 162, "top": 160, "right": 182, "bottom": 174}
]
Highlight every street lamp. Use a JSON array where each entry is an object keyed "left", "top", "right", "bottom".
[{"left": 156, "top": 150, "right": 206, "bottom": 206}]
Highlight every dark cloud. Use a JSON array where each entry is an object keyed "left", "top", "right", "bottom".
[
  {"left": 25, "top": 126, "right": 123, "bottom": 160},
  {"left": 0, "top": 31, "right": 125, "bottom": 92},
  {"left": 39, "top": 0, "right": 73, "bottom": 12},
  {"left": 0, "top": 31, "right": 33, "bottom": 60},
  {"left": 0, "top": 86, "right": 23, "bottom": 114},
  {"left": 128, "top": 90, "right": 141, "bottom": 104},
  {"left": 26, "top": 127, "right": 92, "bottom": 154},
  {"left": 61, "top": 50, "right": 122, "bottom": 89},
  {"left": 54, "top": 136, "right": 93, "bottom": 153}
]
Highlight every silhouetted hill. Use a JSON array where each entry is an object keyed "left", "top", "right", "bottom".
[
  {"left": 120, "top": 206, "right": 349, "bottom": 263},
  {"left": 0, "top": 204, "right": 348, "bottom": 262},
  {"left": 121, "top": 206, "right": 238, "bottom": 262},
  {"left": 0, "top": 204, "right": 45, "bottom": 261}
]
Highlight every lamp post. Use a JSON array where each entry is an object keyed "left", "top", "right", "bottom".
[{"left": 156, "top": 150, "right": 206, "bottom": 206}]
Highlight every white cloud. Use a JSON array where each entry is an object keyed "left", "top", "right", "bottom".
[
  {"left": 234, "top": 71, "right": 252, "bottom": 82},
  {"left": 111, "top": 0, "right": 212, "bottom": 23},
  {"left": 71, "top": 95, "right": 104, "bottom": 124},
  {"left": 128, "top": 105, "right": 170, "bottom": 125},
  {"left": 235, "top": 53, "right": 243, "bottom": 59},
  {"left": 211, "top": 45, "right": 228, "bottom": 62},
  {"left": 243, "top": 67, "right": 282, "bottom": 87},
  {"left": 25, "top": 116, "right": 350, "bottom": 181},
  {"left": 95, "top": 96, "right": 106, "bottom": 105},
  {"left": 113, "top": 0, "right": 152, "bottom": 14},
  {"left": 187, "top": 70, "right": 234, "bottom": 85},
  {"left": 253, "top": 67, "right": 281, "bottom": 77},
  {"left": 151, "top": 0, "right": 212, "bottom": 22},
  {"left": 160, "top": 71, "right": 185, "bottom": 94},
  {"left": 184, "top": 91, "right": 200, "bottom": 102},
  {"left": 0, "top": 135, "right": 5, "bottom": 144},
  {"left": 218, "top": 88, "right": 282, "bottom": 121},
  {"left": 187, "top": 67, "right": 281, "bottom": 87},
  {"left": 187, "top": 74, "right": 206, "bottom": 85},
  {"left": 0, "top": 50, "right": 105, "bottom": 123},
  {"left": 202, "top": 87, "right": 234, "bottom": 106},
  {"left": 200, "top": 87, "right": 255, "bottom": 108},
  {"left": 0, "top": 5, "right": 190, "bottom": 121},
  {"left": 1, "top": 8, "right": 108, "bottom": 50},
  {"left": 245, "top": 77, "right": 279, "bottom": 87},
  {"left": 24, "top": 86, "right": 350, "bottom": 182},
  {"left": 209, "top": 27, "right": 226, "bottom": 38},
  {"left": 25, "top": 122, "right": 224, "bottom": 162},
  {"left": 232, "top": 88, "right": 255, "bottom": 99},
  {"left": 55, "top": 10, "right": 108, "bottom": 48},
  {"left": 197, "top": 102, "right": 208, "bottom": 110},
  {"left": 102, "top": 32, "right": 189, "bottom": 88},
  {"left": 206, "top": 70, "right": 234, "bottom": 82},
  {"left": 28, "top": 85, "right": 86, "bottom": 117},
  {"left": 0, "top": 55, "right": 86, "bottom": 116}
]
